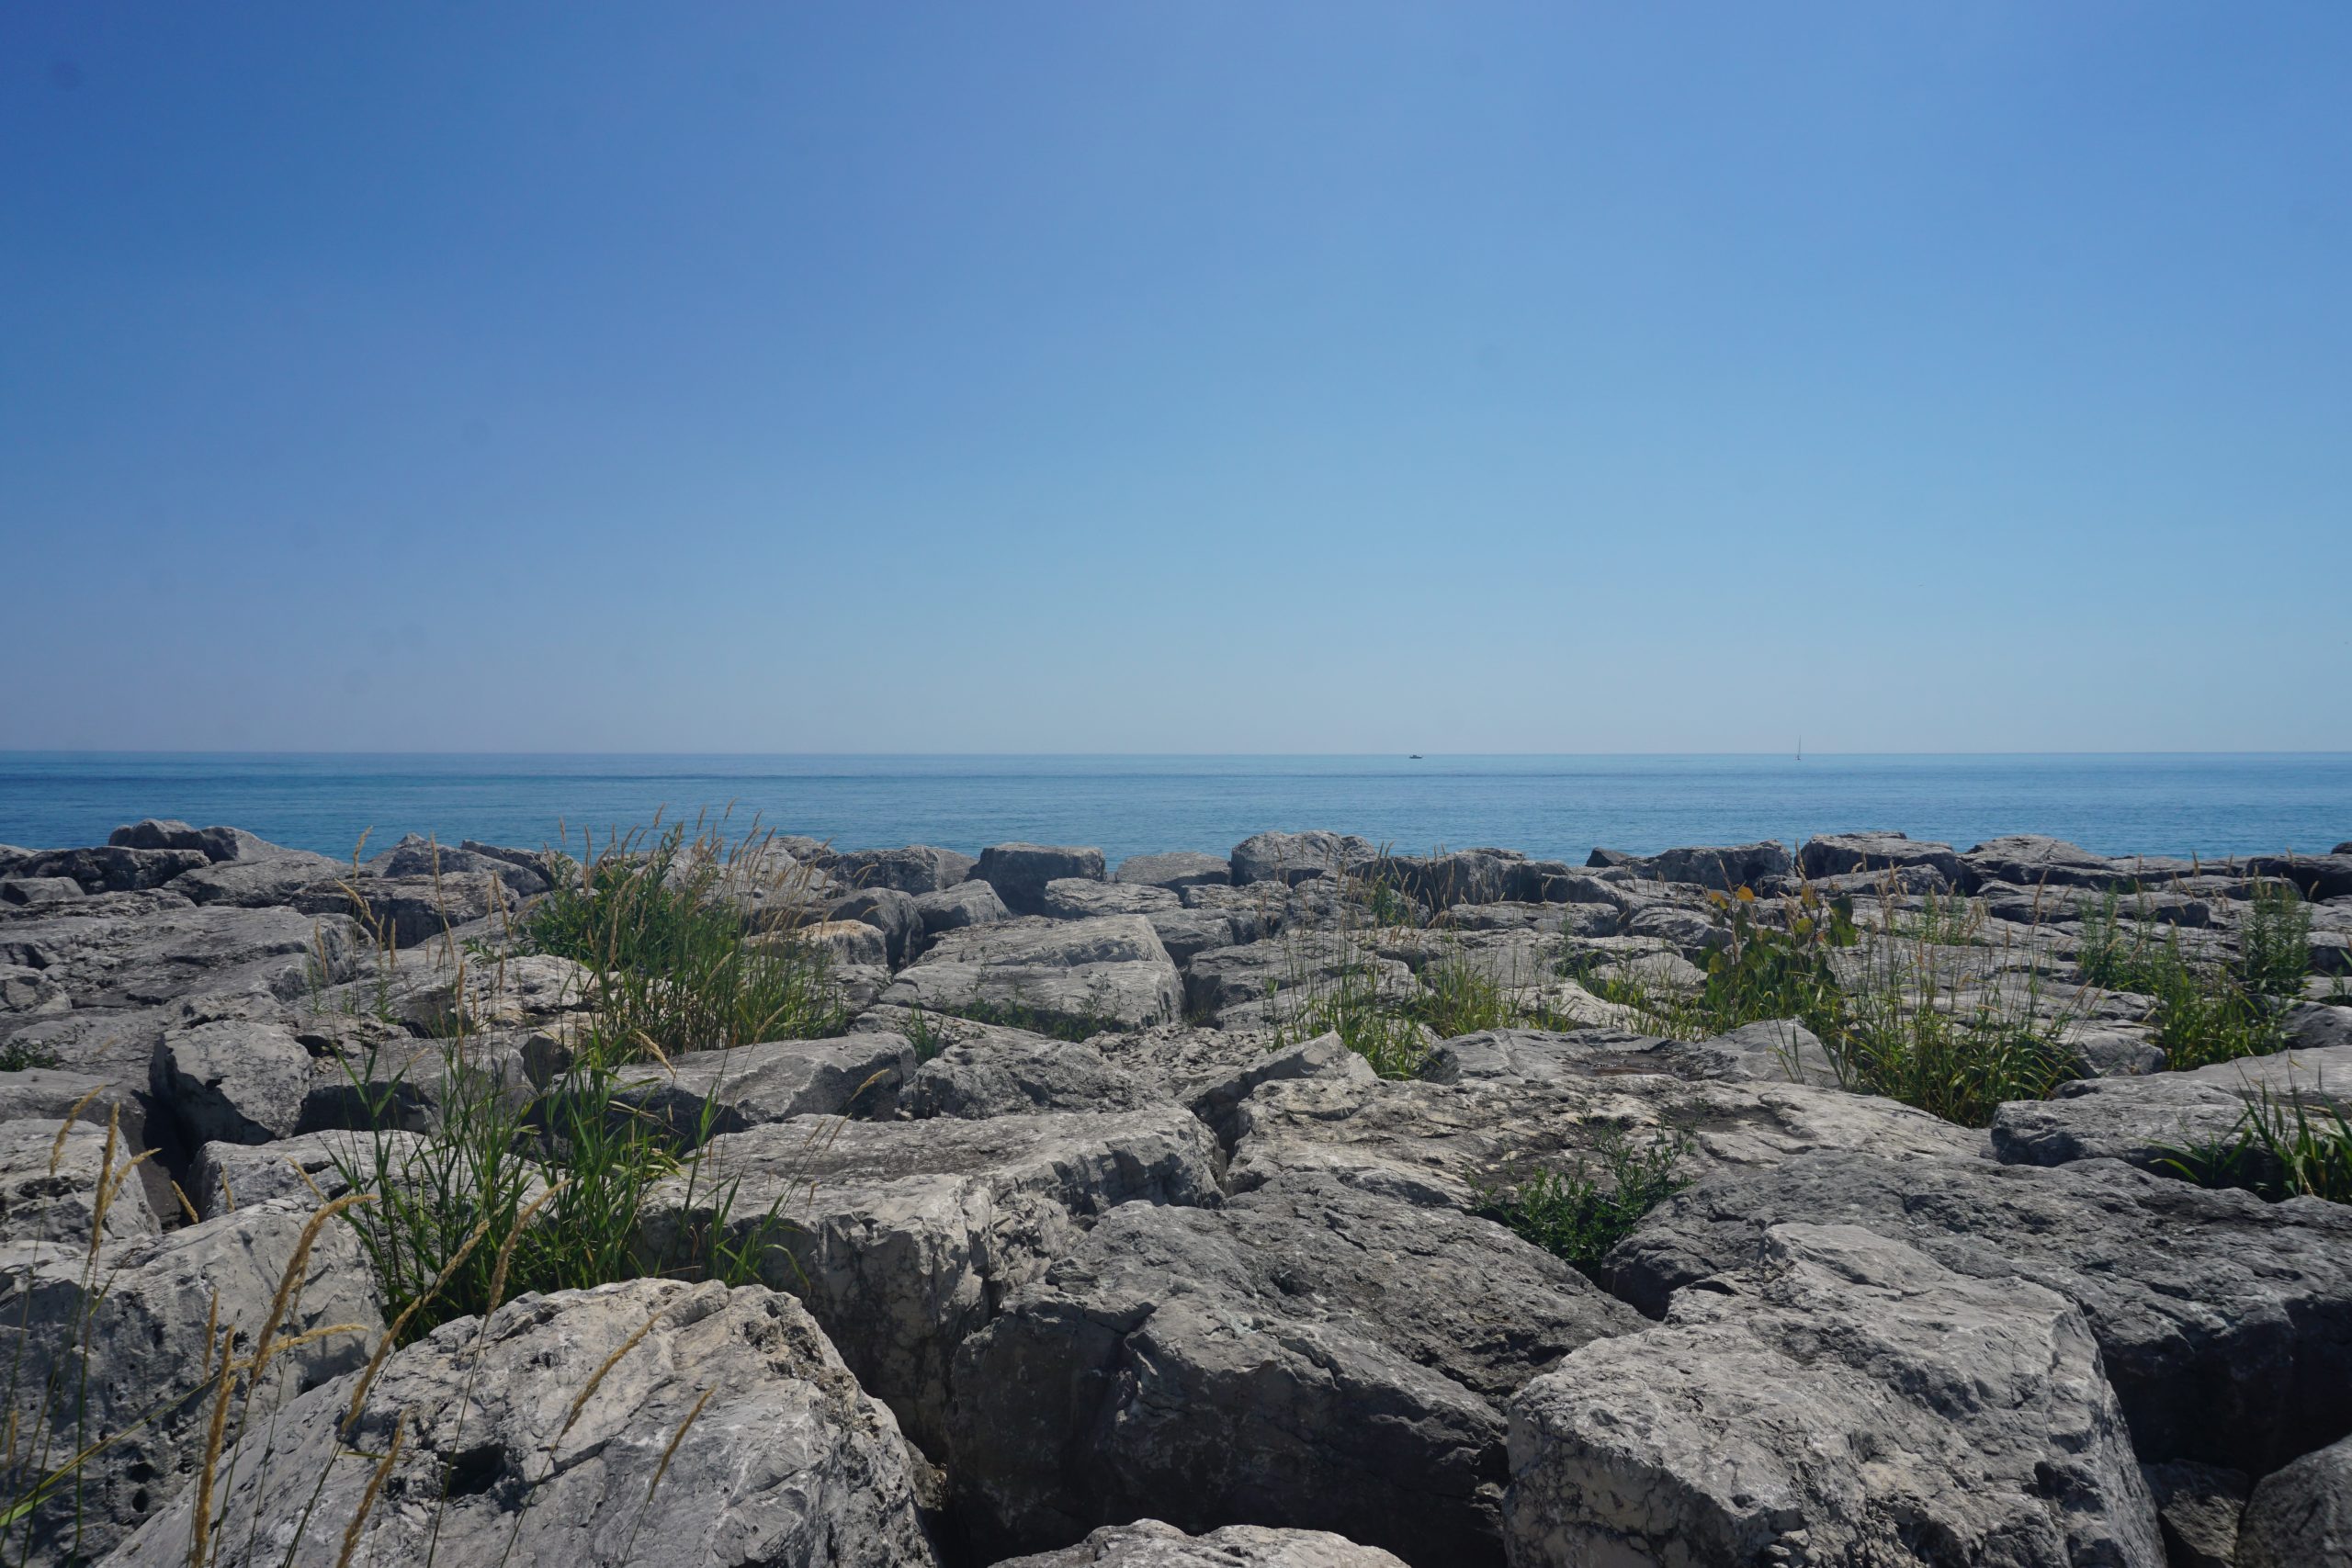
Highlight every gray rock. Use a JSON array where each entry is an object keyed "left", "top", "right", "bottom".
[
  {"left": 1989, "top": 1043, "right": 2352, "bottom": 1175},
  {"left": 2246, "top": 852, "right": 2352, "bottom": 902},
  {"left": 0, "top": 1197, "right": 384, "bottom": 1563},
  {"left": 1182, "top": 934, "right": 1419, "bottom": 1030},
  {"left": 0, "top": 904, "right": 357, "bottom": 1021},
  {"left": 884, "top": 916, "right": 1184, "bottom": 1034},
  {"left": 1374, "top": 849, "right": 1529, "bottom": 911},
  {"left": 192, "top": 1127, "right": 427, "bottom": 1216},
  {"left": 1584, "top": 841, "right": 1792, "bottom": 892},
  {"left": 1621, "top": 902, "right": 1724, "bottom": 958},
  {"left": 795, "top": 914, "right": 893, "bottom": 969},
  {"left": 955, "top": 1171, "right": 1641, "bottom": 1566},
  {"left": 1114, "top": 852, "right": 1234, "bottom": 890},
  {"left": 831, "top": 886, "right": 924, "bottom": 966},
  {"left": 107, "top": 818, "right": 278, "bottom": 862},
  {"left": 612, "top": 1034, "right": 915, "bottom": 1140},
  {"left": 2238, "top": 1430, "right": 2352, "bottom": 1567},
  {"left": 167, "top": 850, "right": 345, "bottom": 907},
  {"left": 0, "top": 1116, "right": 159, "bottom": 1243},
  {"left": 915, "top": 879, "right": 1015, "bottom": 941},
  {"left": 1229, "top": 831, "right": 1378, "bottom": 887},
  {"left": 835, "top": 843, "right": 978, "bottom": 895},
  {"left": 2142, "top": 1461, "right": 2248, "bottom": 1568},
  {"left": 1227, "top": 1063, "right": 1980, "bottom": 1212},
  {"left": 904, "top": 1037, "right": 1164, "bottom": 1119},
  {"left": 1798, "top": 829, "right": 1966, "bottom": 884},
  {"left": 151, "top": 1018, "right": 323, "bottom": 1145},
  {"left": 1962, "top": 834, "right": 2138, "bottom": 893},
  {"left": 638, "top": 1103, "right": 1220, "bottom": 1455},
  {"left": 361, "top": 831, "right": 551, "bottom": 897},
  {"left": 992, "top": 1520, "right": 1408, "bottom": 1567},
  {"left": 102, "top": 1278, "right": 940, "bottom": 1568},
  {"left": 291, "top": 870, "right": 515, "bottom": 949},
  {"left": 327, "top": 947, "right": 594, "bottom": 1037},
  {"left": 1603, "top": 1149, "right": 2352, "bottom": 1474},
  {"left": 1181, "top": 1031, "right": 1374, "bottom": 1145},
  {"left": 1505, "top": 1224, "right": 2162, "bottom": 1568},
  {"left": 978, "top": 844, "right": 1109, "bottom": 916},
  {"left": 10, "top": 844, "right": 211, "bottom": 894},
  {"left": 2290, "top": 1002, "right": 2352, "bottom": 1050},
  {"left": 0, "top": 962, "right": 68, "bottom": 1015},
  {"left": 1041, "top": 877, "right": 1182, "bottom": 920},
  {"left": 1145, "top": 908, "right": 1254, "bottom": 968},
  {"left": 1421, "top": 1021, "right": 1840, "bottom": 1092},
  {"left": 0, "top": 877, "right": 85, "bottom": 908}
]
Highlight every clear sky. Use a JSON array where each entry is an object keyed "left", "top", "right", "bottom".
[{"left": 5, "top": 4, "right": 2346, "bottom": 754}]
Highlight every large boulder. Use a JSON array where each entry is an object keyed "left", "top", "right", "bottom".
[
  {"left": 192, "top": 1126, "right": 426, "bottom": 1217},
  {"left": 168, "top": 849, "right": 345, "bottom": 907},
  {"left": 952, "top": 1172, "right": 1639, "bottom": 1566},
  {"left": 0, "top": 1116, "right": 159, "bottom": 1244},
  {"left": 1989, "top": 1043, "right": 2352, "bottom": 1175},
  {"left": 1041, "top": 878, "right": 1182, "bottom": 921},
  {"left": 151, "top": 1017, "right": 322, "bottom": 1145},
  {"left": 102, "top": 1278, "right": 940, "bottom": 1568},
  {"left": 1961, "top": 834, "right": 2138, "bottom": 893},
  {"left": 1797, "top": 830, "right": 1965, "bottom": 884},
  {"left": 1230, "top": 831, "right": 1378, "bottom": 887},
  {"left": 2238, "top": 1430, "right": 2352, "bottom": 1566},
  {"left": 1227, "top": 1066, "right": 1980, "bottom": 1212},
  {"left": 2245, "top": 852, "right": 2352, "bottom": 902},
  {"left": 902, "top": 1036, "right": 1165, "bottom": 1120},
  {"left": 1182, "top": 933, "right": 1420, "bottom": 1031},
  {"left": 914, "top": 879, "right": 1015, "bottom": 941},
  {"left": 883, "top": 916, "right": 1183, "bottom": 1034},
  {"left": 636, "top": 1102, "right": 1220, "bottom": 1455},
  {"left": 2142, "top": 1461, "right": 2249, "bottom": 1568},
  {"left": 0, "top": 903, "right": 350, "bottom": 1019},
  {"left": 834, "top": 843, "right": 978, "bottom": 895},
  {"left": 291, "top": 871, "right": 514, "bottom": 948},
  {"left": 1583, "top": 842, "right": 1792, "bottom": 893},
  {"left": 0, "top": 1197, "right": 384, "bottom": 1563},
  {"left": 9, "top": 845, "right": 211, "bottom": 894},
  {"left": 995, "top": 1521, "right": 1407, "bottom": 1567},
  {"left": 1114, "top": 852, "right": 1233, "bottom": 890},
  {"left": 610, "top": 1034, "right": 915, "bottom": 1141},
  {"left": 1505, "top": 1224, "right": 2162, "bottom": 1568},
  {"left": 831, "top": 886, "right": 924, "bottom": 966},
  {"left": 978, "top": 844, "right": 1108, "bottom": 916},
  {"left": 1604, "top": 1149, "right": 2352, "bottom": 1475},
  {"left": 361, "top": 831, "right": 551, "bottom": 897},
  {"left": 108, "top": 818, "right": 278, "bottom": 863}
]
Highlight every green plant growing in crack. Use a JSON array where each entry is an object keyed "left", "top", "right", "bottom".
[{"left": 1473, "top": 1126, "right": 1693, "bottom": 1272}]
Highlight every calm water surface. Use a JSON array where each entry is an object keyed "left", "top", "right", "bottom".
[{"left": 2, "top": 754, "right": 2346, "bottom": 864}]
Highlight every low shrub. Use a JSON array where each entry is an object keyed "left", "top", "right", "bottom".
[{"left": 1473, "top": 1127, "right": 1692, "bottom": 1272}]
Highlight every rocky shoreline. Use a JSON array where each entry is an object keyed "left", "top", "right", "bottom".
[{"left": 4, "top": 819, "right": 2351, "bottom": 1567}]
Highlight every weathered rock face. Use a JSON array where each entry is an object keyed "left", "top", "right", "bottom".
[
  {"left": 102, "top": 1279, "right": 941, "bottom": 1568},
  {"left": 192, "top": 1127, "right": 425, "bottom": 1216},
  {"left": 884, "top": 916, "right": 1183, "bottom": 1033},
  {"left": 1583, "top": 841, "right": 1792, "bottom": 892},
  {"left": 636, "top": 1103, "right": 1221, "bottom": 1456},
  {"left": 2237, "top": 1430, "right": 2352, "bottom": 1567},
  {"left": 0, "top": 1198, "right": 385, "bottom": 1564},
  {"left": 1043, "top": 877, "right": 1182, "bottom": 921},
  {"left": 2246, "top": 851, "right": 2352, "bottom": 902},
  {"left": 1604, "top": 1150, "right": 2352, "bottom": 1476},
  {"left": 1505, "top": 1224, "right": 2163, "bottom": 1568},
  {"left": 1179, "top": 1032, "right": 1374, "bottom": 1145},
  {"left": 835, "top": 842, "right": 978, "bottom": 894},
  {"left": 831, "top": 886, "right": 925, "bottom": 966},
  {"left": 903, "top": 1036, "right": 1166, "bottom": 1119},
  {"left": 152, "top": 1017, "right": 322, "bottom": 1145},
  {"left": 10, "top": 844, "right": 212, "bottom": 894},
  {"left": 1420, "top": 1022, "right": 1841, "bottom": 1092},
  {"left": 1989, "top": 1043, "right": 2352, "bottom": 1175},
  {"left": 2142, "top": 1461, "right": 2248, "bottom": 1568},
  {"left": 291, "top": 870, "right": 514, "bottom": 948},
  {"left": 1114, "top": 852, "right": 1234, "bottom": 890},
  {"left": 994, "top": 1520, "right": 1408, "bottom": 1567},
  {"left": 1372, "top": 849, "right": 1529, "bottom": 911},
  {"left": 1182, "top": 933, "right": 1421, "bottom": 1030},
  {"left": 979, "top": 843, "right": 1110, "bottom": 915},
  {"left": 361, "top": 830, "right": 552, "bottom": 897},
  {"left": 1226, "top": 1068, "right": 1981, "bottom": 1212},
  {"left": 1230, "top": 831, "right": 1379, "bottom": 887},
  {"left": 1960, "top": 834, "right": 2145, "bottom": 892},
  {"left": 611, "top": 1033, "right": 915, "bottom": 1140},
  {"left": 1798, "top": 829, "right": 1966, "bottom": 884},
  {"left": 915, "top": 878, "right": 1015, "bottom": 941},
  {"left": 108, "top": 818, "right": 277, "bottom": 863},
  {"left": 952, "top": 1172, "right": 1640, "bottom": 1566},
  {"left": 0, "top": 903, "right": 357, "bottom": 1022},
  {"left": 0, "top": 1116, "right": 159, "bottom": 1243}
]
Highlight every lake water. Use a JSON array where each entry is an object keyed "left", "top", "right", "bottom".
[{"left": 2, "top": 753, "right": 2346, "bottom": 865}]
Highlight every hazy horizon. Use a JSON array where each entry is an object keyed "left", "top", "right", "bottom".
[{"left": 7, "top": 5, "right": 2347, "bottom": 753}]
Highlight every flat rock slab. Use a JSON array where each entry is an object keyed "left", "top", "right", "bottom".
[
  {"left": 103, "top": 1278, "right": 940, "bottom": 1568},
  {"left": 1989, "top": 1043, "right": 2352, "bottom": 1173},
  {"left": 638, "top": 1102, "right": 1221, "bottom": 1456},
  {"left": 883, "top": 916, "right": 1183, "bottom": 1034},
  {"left": 1506, "top": 1224, "right": 2162, "bottom": 1568},
  {"left": 2239, "top": 1430, "right": 2352, "bottom": 1567},
  {"left": 904, "top": 1036, "right": 1168, "bottom": 1119},
  {"left": 1114, "top": 852, "right": 1234, "bottom": 890},
  {"left": 953, "top": 1172, "right": 1640, "bottom": 1566},
  {"left": 0, "top": 1115, "right": 159, "bottom": 1243},
  {"left": 613, "top": 1033, "right": 914, "bottom": 1139},
  {"left": 1227, "top": 1070, "right": 1982, "bottom": 1211},
  {"left": 1604, "top": 1148, "right": 2352, "bottom": 1476},
  {"left": 994, "top": 1520, "right": 1408, "bottom": 1567},
  {"left": 0, "top": 1197, "right": 384, "bottom": 1563},
  {"left": 0, "top": 903, "right": 359, "bottom": 1016}
]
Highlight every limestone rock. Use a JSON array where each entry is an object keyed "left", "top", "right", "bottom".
[
  {"left": 637, "top": 1102, "right": 1220, "bottom": 1455},
  {"left": 915, "top": 879, "right": 1015, "bottom": 941},
  {"left": 2238, "top": 1431, "right": 2352, "bottom": 1567},
  {"left": 992, "top": 1520, "right": 1407, "bottom": 1567},
  {"left": 978, "top": 843, "right": 1109, "bottom": 915},
  {"left": 1114, "top": 852, "right": 1234, "bottom": 890},
  {"left": 152, "top": 1018, "right": 322, "bottom": 1145},
  {"left": 102, "top": 1278, "right": 939, "bottom": 1568},
  {"left": 1798, "top": 830, "right": 1967, "bottom": 884},
  {"left": 1504, "top": 1224, "right": 2162, "bottom": 1568},
  {"left": 2142, "top": 1461, "right": 2248, "bottom": 1568},
  {"left": 1229, "top": 831, "right": 1378, "bottom": 887},
  {"left": 904, "top": 1036, "right": 1165, "bottom": 1119},
  {"left": 10, "top": 845, "right": 210, "bottom": 894},
  {"left": 1041, "top": 877, "right": 1181, "bottom": 920},
  {"left": 1604, "top": 1149, "right": 2352, "bottom": 1474},
  {"left": 835, "top": 842, "right": 978, "bottom": 895},
  {"left": 611, "top": 1033, "right": 915, "bottom": 1141},
  {"left": 884, "top": 916, "right": 1183, "bottom": 1034},
  {"left": 0, "top": 1116, "right": 158, "bottom": 1243},
  {"left": 1989, "top": 1043, "right": 2352, "bottom": 1175},
  {"left": 953, "top": 1172, "right": 1639, "bottom": 1565}
]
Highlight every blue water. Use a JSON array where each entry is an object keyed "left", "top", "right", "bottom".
[{"left": 2, "top": 753, "right": 2346, "bottom": 866}]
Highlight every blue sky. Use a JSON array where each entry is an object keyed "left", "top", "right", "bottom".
[{"left": 5, "top": 3, "right": 2346, "bottom": 753}]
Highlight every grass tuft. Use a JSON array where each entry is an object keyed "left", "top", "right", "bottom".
[{"left": 1472, "top": 1127, "right": 1692, "bottom": 1272}]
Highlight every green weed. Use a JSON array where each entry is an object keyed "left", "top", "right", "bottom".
[
  {"left": 1473, "top": 1127, "right": 1692, "bottom": 1272},
  {"left": 2160, "top": 1085, "right": 2352, "bottom": 1204}
]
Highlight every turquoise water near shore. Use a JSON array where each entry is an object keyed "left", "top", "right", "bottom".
[{"left": 3, "top": 754, "right": 2346, "bottom": 866}]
